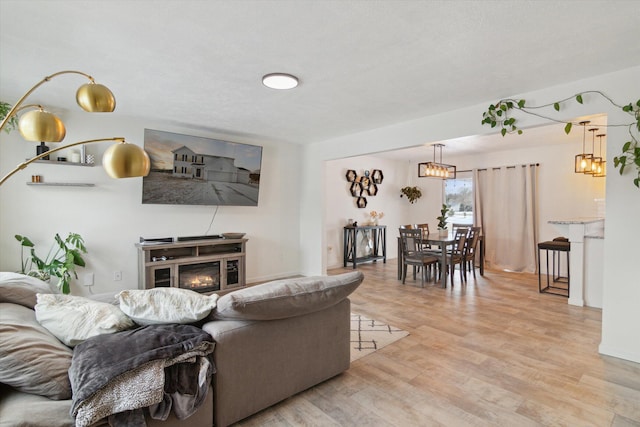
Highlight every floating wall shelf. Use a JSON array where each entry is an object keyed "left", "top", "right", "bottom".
[
  {"left": 31, "top": 159, "right": 95, "bottom": 167},
  {"left": 26, "top": 182, "right": 95, "bottom": 187}
]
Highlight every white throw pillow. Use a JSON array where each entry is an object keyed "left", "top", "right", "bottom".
[
  {"left": 117, "top": 288, "right": 219, "bottom": 325},
  {"left": 34, "top": 293, "right": 135, "bottom": 347}
]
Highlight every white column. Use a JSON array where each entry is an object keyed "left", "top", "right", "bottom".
[
  {"left": 549, "top": 218, "right": 605, "bottom": 307},
  {"left": 567, "top": 223, "right": 586, "bottom": 307}
]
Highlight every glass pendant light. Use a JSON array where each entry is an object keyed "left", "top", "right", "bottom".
[
  {"left": 575, "top": 121, "right": 593, "bottom": 173},
  {"left": 592, "top": 133, "right": 606, "bottom": 178}
]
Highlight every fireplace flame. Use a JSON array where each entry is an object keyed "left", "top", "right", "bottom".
[{"left": 189, "top": 275, "right": 214, "bottom": 288}]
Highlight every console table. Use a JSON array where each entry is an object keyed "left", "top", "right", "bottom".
[
  {"left": 343, "top": 225, "right": 386, "bottom": 269},
  {"left": 136, "top": 238, "right": 247, "bottom": 295}
]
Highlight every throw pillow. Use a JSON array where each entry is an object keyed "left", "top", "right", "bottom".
[
  {"left": 0, "top": 303, "right": 73, "bottom": 399},
  {"left": 0, "top": 271, "right": 56, "bottom": 309},
  {"left": 212, "top": 271, "right": 363, "bottom": 321},
  {"left": 117, "top": 287, "right": 219, "bottom": 325},
  {"left": 35, "top": 293, "right": 135, "bottom": 347}
]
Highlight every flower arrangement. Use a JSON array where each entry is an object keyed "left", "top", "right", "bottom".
[{"left": 369, "top": 210, "right": 384, "bottom": 225}]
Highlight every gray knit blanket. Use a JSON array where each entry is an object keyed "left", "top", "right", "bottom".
[{"left": 69, "top": 324, "right": 215, "bottom": 427}]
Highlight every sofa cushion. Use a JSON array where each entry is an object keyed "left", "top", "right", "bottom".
[
  {"left": 35, "top": 293, "right": 135, "bottom": 347},
  {"left": 118, "top": 287, "right": 219, "bottom": 325},
  {"left": 0, "top": 303, "right": 73, "bottom": 399},
  {"left": 0, "top": 383, "right": 75, "bottom": 427},
  {"left": 212, "top": 271, "right": 363, "bottom": 321},
  {"left": 0, "top": 271, "right": 56, "bottom": 309}
]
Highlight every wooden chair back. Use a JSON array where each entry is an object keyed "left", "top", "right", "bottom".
[
  {"left": 399, "top": 228, "right": 422, "bottom": 257},
  {"left": 466, "top": 227, "right": 481, "bottom": 257},
  {"left": 415, "top": 223, "right": 430, "bottom": 237},
  {"left": 452, "top": 227, "right": 468, "bottom": 255}
]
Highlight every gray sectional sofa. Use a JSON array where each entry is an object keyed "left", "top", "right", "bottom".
[{"left": 0, "top": 271, "right": 363, "bottom": 427}]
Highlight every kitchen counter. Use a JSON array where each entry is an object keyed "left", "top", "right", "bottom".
[
  {"left": 548, "top": 217, "right": 604, "bottom": 225},
  {"left": 549, "top": 217, "right": 604, "bottom": 308}
]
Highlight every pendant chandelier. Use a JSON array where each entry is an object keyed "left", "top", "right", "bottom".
[
  {"left": 585, "top": 127, "right": 599, "bottom": 175},
  {"left": 575, "top": 121, "right": 594, "bottom": 173},
  {"left": 592, "top": 133, "right": 606, "bottom": 178},
  {"left": 418, "top": 143, "right": 456, "bottom": 179}
]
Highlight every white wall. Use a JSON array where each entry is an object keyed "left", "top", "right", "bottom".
[
  {"left": 302, "top": 66, "right": 640, "bottom": 364},
  {"left": 324, "top": 155, "right": 409, "bottom": 269},
  {"left": 0, "top": 111, "right": 302, "bottom": 295}
]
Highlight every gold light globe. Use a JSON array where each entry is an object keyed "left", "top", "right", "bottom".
[
  {"left": 102, "top": 141, "right": 150, "bottom": 178},
  {"left": 18, "top": 110, "right": 66, "bottom": 142},
  {"left": 76, "top": 83, "right": 116, "bottom": 112}
]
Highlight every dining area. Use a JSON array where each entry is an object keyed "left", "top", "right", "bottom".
[{"left": 396, "top": 224, "right": 484, "bottom": 289}]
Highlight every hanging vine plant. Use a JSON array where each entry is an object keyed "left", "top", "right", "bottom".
[
  {"left": 400, "top": 186, "right": 422, "bottom": 204},
  {"left": 481, "top": 91, "right": 640, "bottom": 189}
]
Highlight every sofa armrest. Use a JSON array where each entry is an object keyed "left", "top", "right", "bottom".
[{"left": 202, "top": 298, "right": 350, "bottom": 427}]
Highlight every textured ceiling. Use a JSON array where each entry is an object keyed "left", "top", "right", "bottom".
[{"left": 1, "top": 0, "right": 639, "bottom": 152}]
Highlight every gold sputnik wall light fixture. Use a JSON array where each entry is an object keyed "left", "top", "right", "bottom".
[{"left": 0, "top": 70, "right": 150, "bottom": 186}]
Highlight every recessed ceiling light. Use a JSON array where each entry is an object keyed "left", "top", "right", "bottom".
[{"left": 262, "top": 73, "right": 299, "bottom": 90}]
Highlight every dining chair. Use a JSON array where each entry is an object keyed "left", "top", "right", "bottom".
[
  {"left": 415, "top": 223, "right": 432, "bottom": 249},
  {"left": 438, "top": 228, "right": 467, "bottom": 286},
  {"left": 451, "top": 223, "right": 472, "bottom": 236},
  {"left": 463, "top": 227, "right": 482, "bottom": 279},
  {"left": 399, "top": 224, "right": 416, "bottom": 230},
  {"left": 398, "top": 228, "right": 439, "bottom": 287}
]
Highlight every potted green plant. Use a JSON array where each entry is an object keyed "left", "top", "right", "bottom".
[
  {"left": 15, "top": 232, "right": 87, "bottom": 294},
  {"left": 0, "top": 101, "right": 18, "bottom": 133},
  {"left": 400, "top": 186, "right": 422, "bottom": 204},
  {"left": 436, "top": 204, "right": 453, "bottom": 235}
]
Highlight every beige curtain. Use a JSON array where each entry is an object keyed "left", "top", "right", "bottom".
[{"left": 473, "top": 164, "right": 539, "bottom": 273}]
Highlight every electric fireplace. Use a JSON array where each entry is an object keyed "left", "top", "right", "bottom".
[
  {"left": 178, "top": 262, "right": 221, "bottom": 293},
  {"left": 136, "top": 238, "right": 246, "bottom": 294}
]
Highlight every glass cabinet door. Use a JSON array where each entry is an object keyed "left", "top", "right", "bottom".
[{"left": 150, "top": 265, "right": 173, "bottom": 288}]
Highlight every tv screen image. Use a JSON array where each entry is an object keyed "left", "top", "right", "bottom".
[{"left": 142, "top": 129, "right": 263, "bottom": 206}]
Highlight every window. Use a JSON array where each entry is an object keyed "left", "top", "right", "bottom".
[{"left": 444, "top": 172, "right": 473, "bottom": 226}]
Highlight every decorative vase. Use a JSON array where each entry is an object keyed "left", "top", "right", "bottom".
[
  {"left": 36, "top": 141, "right": 50, "bottom": 160},
  {"left": 371, "top": 218, "right": 378, "bottom": 226},
  {"left": 439, "top": 229, "right": 448, "bottom": 237}
]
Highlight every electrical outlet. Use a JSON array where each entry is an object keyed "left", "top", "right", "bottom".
[
  {"left": 83, "top": 273, "right": 94, "bottom": 287},
  {"left": 113, "top": 271, "right": 122, "bottom": 281}
]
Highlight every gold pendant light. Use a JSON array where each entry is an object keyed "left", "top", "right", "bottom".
[
  {"left": 76, "top": 83, "right": 116, "bottom": 112},
  {"left": 584, "top": 128, "right": 599, "bottom": 175},
  {"left": 592, "top": 133, "right": 606, "bottom": 178},
  {"left": 575, "top": 121, "right": 593, "bottom": 173},
  {"left": 102, "top": 140, "right": 151, "bottom": 179},
  {"left": 18, "top": 108, "right": 66, "bottom": 142}
]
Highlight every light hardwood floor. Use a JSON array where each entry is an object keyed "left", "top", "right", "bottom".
[{"left": 236, "top": 261, "right": 640, "bottom": 426}]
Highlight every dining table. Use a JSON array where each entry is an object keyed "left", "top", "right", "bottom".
[{"left": 396, "top": 231, "right": 484, "bottom": 288}]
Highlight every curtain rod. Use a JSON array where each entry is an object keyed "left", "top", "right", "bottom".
[{"left": 457, "top": 163, "right": 540, "bottom": 173}]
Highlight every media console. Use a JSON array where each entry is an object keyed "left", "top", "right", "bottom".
[{"left": 136, "top": 238, "right": 247, "bottom": 294}]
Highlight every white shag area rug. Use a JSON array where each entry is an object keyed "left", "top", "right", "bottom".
[{"left": 350, "top": 313, "right": 409, "bottom": 362}]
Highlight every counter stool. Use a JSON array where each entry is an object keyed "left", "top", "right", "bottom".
[{"left": 538, "top": 237, "right": 570, "bottom": 297}]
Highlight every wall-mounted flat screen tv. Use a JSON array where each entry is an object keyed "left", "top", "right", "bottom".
[{"left": 142, "top": 129, "right": 262, "bottom": 206}]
